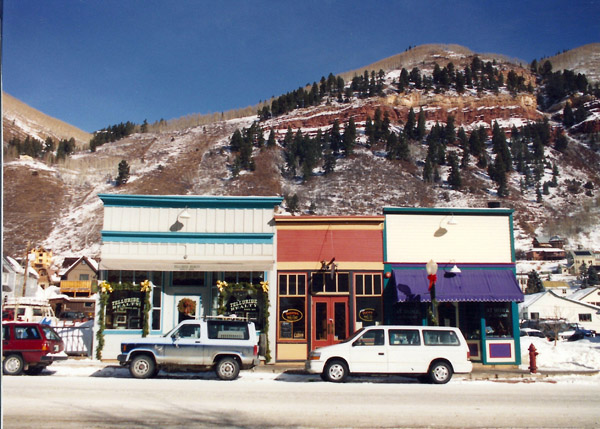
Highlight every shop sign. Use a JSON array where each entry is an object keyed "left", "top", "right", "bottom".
[
  {"left": 358, "top": 308, "right": 377, "bottom": 322},
  {"left": 282, "top": 309, "right": 303, "bottom": 322},
  {"left": 111, "top": 297, "right": 141, "bottom": 311},
  {"left": 229, "top": 298, "right": 258, "bottom": 312}
]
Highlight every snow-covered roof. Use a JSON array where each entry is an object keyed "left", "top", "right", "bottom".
[
  {"left": 568, "top": 287, "right": 600, "bottom": 302},
  {"left": 520, "top": 290, "right": 600, "bottom": 312},
  {"left": 59, "top": 256, "right": 99, "bottom": 276}
]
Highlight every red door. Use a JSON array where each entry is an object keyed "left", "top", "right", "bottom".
[{"left": 311, "top": 296, "right": 349, "bottom": 349}]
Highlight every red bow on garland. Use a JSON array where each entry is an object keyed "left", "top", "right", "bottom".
[{"left": 427, "top": 274, "right": 437, "bottom": 291}]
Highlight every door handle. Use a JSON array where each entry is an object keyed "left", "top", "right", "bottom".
[{"left": 378, "top": 352, "right": 385, "bottom": 356}]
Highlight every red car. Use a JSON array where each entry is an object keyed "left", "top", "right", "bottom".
[{"left": 2, "top": 322, "right": 67, "bottom": 375}]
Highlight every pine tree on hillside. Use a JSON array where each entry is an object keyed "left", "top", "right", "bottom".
[
  {"left": 342, "top": 118, "right": 356, "bottom": 156},
  {"left": 448, "top": 152, "right": 462, "bottom": 190},
  {"left": 116, "top": 160, "right": 130, "bottom": 186},
  {"left": 267, "top": 129, "right": 276, "bottom": 148},
  {"left": 405, "top": 108, "right": 416, "bottom": 140},
  {"left": 330, "top": 119, "right": 342, "bottom": 155},
  {"left": 416, "top": 108, "right": 426, "bottom": 141}
]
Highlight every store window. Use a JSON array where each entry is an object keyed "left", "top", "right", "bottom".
[
  {"left": 355, "top": 273, "right": 383, "bottom": 327},
  {"left": 106, "top": 289, "right": 145, "bottom": 329},
  {"left": 311, "top": 272, "right": 349, "bottom": 294},
  {"left": 278, "top": 274, "right": 306, "bottom": 340},
  {"left": 485, "top": 303, "right": 512, "bottom": 337}
]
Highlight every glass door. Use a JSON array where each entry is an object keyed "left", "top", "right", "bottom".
[{"left": 311, "top": 296, "right": 348, "bottom": 349}]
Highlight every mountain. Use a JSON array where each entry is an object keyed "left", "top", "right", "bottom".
[
  {"left": 2, "top": 43, "right": 600, "bottom": 263},
  {"left": 2, "top": 93, "right": 91, "bottom": 147}
]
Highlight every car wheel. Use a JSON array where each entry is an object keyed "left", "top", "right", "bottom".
[
  {"left": 25, "top": 365, "right": 45, "bottom": 375},
  {"left": 130, "top": 354, "right": 156, "bottom": 379},
  {"left": 428, "top": 361, "right": 453, "bottom": 384},
  {"left": 323, "top": 359, "right": 348, "bottom": 383},
  {"left": 3, "top": 354, "right": 25, "bottom": 376},
  {"left": 216, "top": 357, "right": 240, "bottom": 380}
]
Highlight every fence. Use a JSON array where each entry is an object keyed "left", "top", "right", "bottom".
[{"left": 54, "top": 321, "right": 94, "bottom": 357}]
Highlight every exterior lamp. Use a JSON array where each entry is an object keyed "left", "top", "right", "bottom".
[
  {"left": 178, "top": 208, "right": 191, "bottom": 221},
  {"left": 425, "top": 259, "right": 438, "bottom": 325}
]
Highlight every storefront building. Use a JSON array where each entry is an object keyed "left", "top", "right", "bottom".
[
  {"left": 275, "top": 216, "right": 384, "bottom": 361},
  {"left": 383, "top": 207, "right": 524, "bottom": 365},
  {"left": 96, "top": 194, "right": 283, "bottom": 359}
]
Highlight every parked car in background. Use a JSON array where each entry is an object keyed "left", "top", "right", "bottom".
[
  {"left": 558, "top": 323, "right": 596, "bottom": 341},
  {"left": 306, "top": 325, "right": 472, "bottom": 384},
  {"left": 519, "top": 328, "right": 546, "bottom": 338},
  {"left": 2, "top": 322, "right": 67, "bottom": 375},
  {"left": 118, "top": 317, "right": 260, "bottom": 380},
  {"left": 2, "top": 298, "right": 59, "bottom": 325}
]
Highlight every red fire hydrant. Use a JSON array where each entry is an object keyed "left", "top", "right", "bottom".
[{"left": 528, "top": 343, "right": 538, "bottom": 373}]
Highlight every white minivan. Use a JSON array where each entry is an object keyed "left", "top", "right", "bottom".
[{"left": 305, "top": 325, "right": 472, "bottom": 383}]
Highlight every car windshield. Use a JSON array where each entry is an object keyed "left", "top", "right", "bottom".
[
  {"left": 340, "top": 328, "right": 365, "bottom": 344},
  {"left": 41, "top": 326, "right": 61, "bottom": 341}
]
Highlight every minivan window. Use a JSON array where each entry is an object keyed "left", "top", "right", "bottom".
[
  {"left": 389, "top": 329, "right": 420, "bottom": 345},
  {"left": 354, "top": 329, "right": 384, "bottom": 346},
  {"left": 423, "top": 330, "right": 460, "bottom": 346}
]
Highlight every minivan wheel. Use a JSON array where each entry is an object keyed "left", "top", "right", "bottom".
[
  {"left": 216, "top": 357, "right": 240, "bottom": 380},
  {"left": 324, "top": 359, "right": 348, "bottom": 382},
  {"left": 3, "top": 354, "right": 25, "bottom": 375},
  {"left": 428, "top": 361, "right": 453, "bottom": 384},
  {"left": 130, "top": 354, "right": 156, "bottom": 379}
]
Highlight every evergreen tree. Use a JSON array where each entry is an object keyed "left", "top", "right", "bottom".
[
  {"left": 342, "top": 117, "right": 356, "bottom": 156},
  {"left": 554, "top": 131, "right": 568, "bottom": 152},
  {"left": 525, "top": 270, "right": 543, "bottom": 294},
  {"left": 423, "top": 158, "right": 433, "bottom": 183},
  {"left": 405, "top": 108, "right": 416, "bottom": 140},
  {"left": 230, "top": 129, "right": 243, "bottom": 152},
  {"left": 365, "top": 116, "right": 375, "bottom": 147},
  {"left": 267, "top": 129, "right": 276, "bottom": 148},
  {"left": 416, "top": 109, "right": 426, "bottom": 141},
  {"left": 116, "top": 160, "right": 130, "bottom": 186},
  {"left": 563, "top": 102, "right": 575, "bottom": 128},
  {"left": 330, "top": 119, "right": 342, "bottom": 155},
  {"left": 447, "top": 152, "right": 462, "bottom": 190},
  {"left": 588, "top": 265, "right": 599, "bottom": 286},
  {"left": 323, "top": 149, "right": 336, "bottom": 175}
]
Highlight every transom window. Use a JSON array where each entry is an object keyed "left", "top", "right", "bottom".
[{"left": 311, "top": 272, "right": 349, "bottom": 294}]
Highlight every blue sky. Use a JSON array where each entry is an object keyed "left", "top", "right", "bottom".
[{"left": 3, "top": 0, "right": 599, "bottom": 133}]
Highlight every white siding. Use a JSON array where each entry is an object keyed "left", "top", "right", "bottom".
[{"left": 385, "top": 213, "right": 512, "bottom": 263}]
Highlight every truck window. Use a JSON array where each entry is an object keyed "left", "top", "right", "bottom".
[{"left": 207, "top": 321, "right": 249, "bottom": 340}]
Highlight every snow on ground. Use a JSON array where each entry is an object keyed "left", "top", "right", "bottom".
[{"left": 519, "top": 336, "right": 600, "bottom": 372}]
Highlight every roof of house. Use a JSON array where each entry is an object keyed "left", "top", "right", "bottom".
[
  {"left": 519, "top": 290, "right": 600, "bottom": 312},
  {"left": 59, "top": 256, "right": 99, "bottom": 277},
  {"left": 542, "top": 281, "right": 570, "bottom": 289},
  {"left": 568, "top": 287, "right": 600, "bottom": 302}
]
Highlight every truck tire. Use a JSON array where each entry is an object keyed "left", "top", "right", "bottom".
[
  {"left": 3, "top": 354, "right": 24, "bottom": 376},
  {"left": 216, "top": 357, "right": 240, "bottom": 380},
  {"left": 130, "top": 354, "right": 156, "bottom": 379}
]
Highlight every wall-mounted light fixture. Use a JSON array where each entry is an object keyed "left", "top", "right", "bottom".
[
  {"left": 178, "top": 208, "right": 191, "bottom": 221},
  {"left": 447, "top": 214, "right": 458, "bottom": 225},
  {"left": 448, "top": 259, "right": 461, "bottom": 273}
]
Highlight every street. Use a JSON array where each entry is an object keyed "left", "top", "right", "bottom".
[{"left": 3, "top": 367, "right": 600, "bottom": 428}]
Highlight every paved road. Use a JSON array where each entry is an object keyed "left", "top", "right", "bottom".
[{"left": 3, "top": 371, "right": 600, "bottom": 428}]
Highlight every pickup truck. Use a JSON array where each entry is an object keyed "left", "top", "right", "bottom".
[{"left": 118, "top": 318, "right": 260, "bottom": 380}]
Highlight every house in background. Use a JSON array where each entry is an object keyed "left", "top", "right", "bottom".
[
  {"left": 526, "top": 236, "right": 565, "bottom": 261},
  {"left": 566, "top": 250, "right": 598, "bottom": 275},
  {"left": 569, "top": 287, "right": 600, "bottom": 307},
  {"left": 29, "top": 246, "right": 55, "bottom": 289},
  {"left": 519, "top": 290, "right": 600, "bottom": 334},
  {"left": 542, "top": 280, "right": 571, "bottom": 296},
  {"left": 59, "top": 256, "right": 99, "bottom": 297},
  {"left": 2, "top": 256, "right": 39, "bottom": 300}
]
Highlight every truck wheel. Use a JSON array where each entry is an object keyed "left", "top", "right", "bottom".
[
  {"left": 323, "top": 359, "right": 348, "bottom": 382},
  {"left": 3, "top": 354, "right": 24, "bottom": 375},
  {"left": 428, "top": 361, "right": 453, "bottom": 384},
  {"left": 216, "top": 357, "right": 240, "bottom": 380},
  {"left": 130, "top": 354, "right": 156, "bottom": 379}
]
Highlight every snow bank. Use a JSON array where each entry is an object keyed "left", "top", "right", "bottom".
[{"left": 519, "top": 336, "right": 600, "bottom": 371}]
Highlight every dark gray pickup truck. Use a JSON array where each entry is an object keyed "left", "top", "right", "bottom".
[{"left": 118, "top": 317, "right": 260, "bottom": 380}]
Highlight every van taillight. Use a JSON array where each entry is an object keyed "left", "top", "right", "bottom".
[
  {"left": 467, "top": 351, "right": 471, "bottom": 360},
  {"left": 253, "top": 345, "right": 258, "bottom": 356}
]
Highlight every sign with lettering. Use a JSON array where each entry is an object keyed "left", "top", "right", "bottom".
[
  {"left": 111, "top": 297, "right": 141, "bottom": 311},
  {"left": 229, "top": 298, "right": 258, "bottom": 312},
  {"left": 358, "top": 308, "right": 377, "bottom": 322},
  {"left": 282, "top": 309, "right": 303, "bottom": 322}
]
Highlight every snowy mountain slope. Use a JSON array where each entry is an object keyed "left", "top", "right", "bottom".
[{"left": 2, "top": 44, "right": 600, "bottom": 263}]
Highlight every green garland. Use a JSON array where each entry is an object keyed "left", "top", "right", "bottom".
[
  {"left": 95, "top": 280, "right": 152, "bottom": 360},
  {"left": 217, "top": 281, "right": 271, "bottom": 363}
]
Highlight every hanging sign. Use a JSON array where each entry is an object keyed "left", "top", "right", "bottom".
[
  {"left": 229, "top": 298, "right": 259, "bottom": 312},
  {"left": 282, "top": 309, "right": 303, "bottom": 322},
  {"left": 358, "top": 308, "right": 377, "bottom": 322}
]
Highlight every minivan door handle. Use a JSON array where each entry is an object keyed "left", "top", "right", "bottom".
[{"left": 378, "top": 352, "right": 385, "bottom": 356}]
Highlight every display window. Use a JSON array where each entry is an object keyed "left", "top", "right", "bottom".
[
  {"left": 355, "top": 273, "right": 383, "bottom": 327},
  {"left": 278, "top": 274, "right": 307, "bottom": 341}
]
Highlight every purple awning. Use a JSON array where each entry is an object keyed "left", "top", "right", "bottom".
[{"left": 392, "top": 269, "right": 524, "bottom": 303}]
